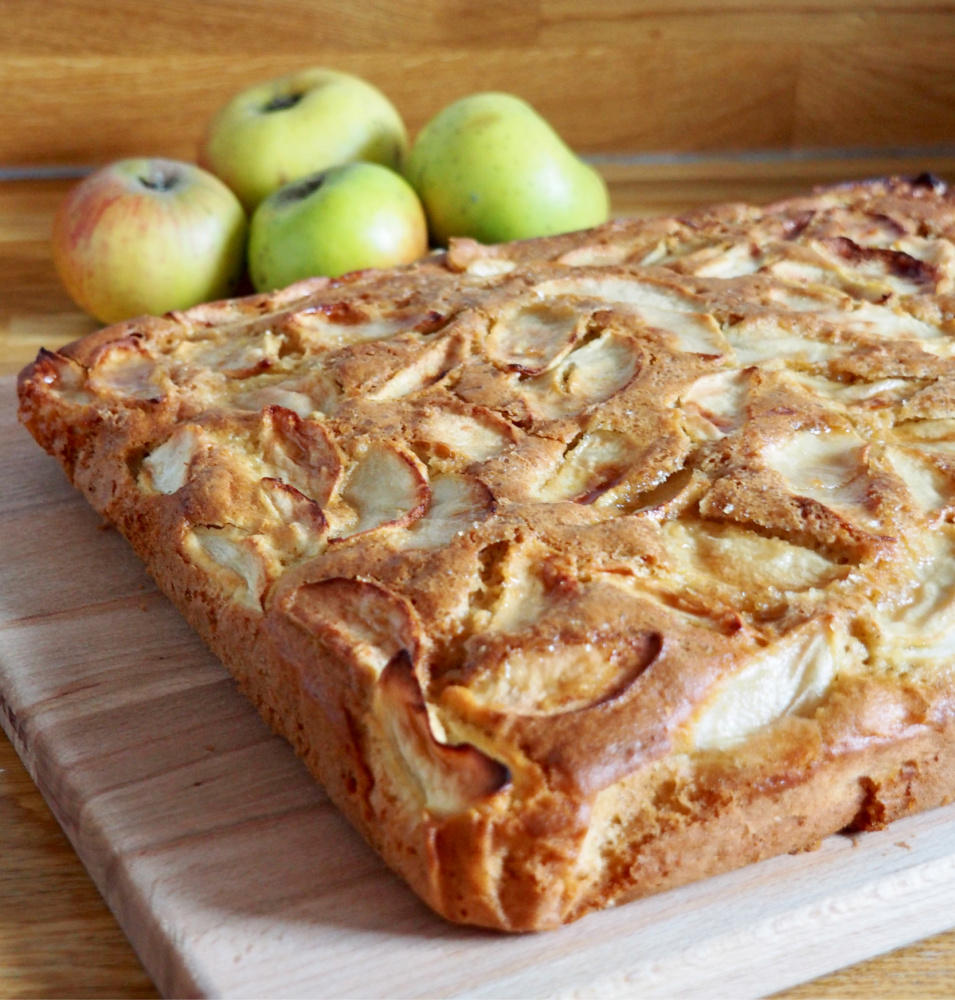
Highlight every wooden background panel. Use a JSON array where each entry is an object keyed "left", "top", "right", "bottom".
[
  {"left": 0, "top": 0, "right": 953, "bottom": 166},
  {"left": 0, "top": 0, "right": 541, "bottom": 53},
  {"left": 7, "top": 0, "right": 953, "bottom": 55},
  {"left": 0, "top": 47, "right": 802, "bottom": 167},
  {"left": 796, "top": 44, "right": 955, "bottom": 148},
  {"left": 538, "top": 0, "right": 955, "bottom": 46}
]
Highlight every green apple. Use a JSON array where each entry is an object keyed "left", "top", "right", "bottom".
[
  {"left": 51, "top": 158, "right": 248, "bottom": 325},
  {"left": 405, "top": 92, "right": 609, "bottom": 246},
  {"left": 200, "top": 67, "right": 408, "bottom": 211},
  {"left": 248, "top": 162, "right": 429, "bottom": 291}
]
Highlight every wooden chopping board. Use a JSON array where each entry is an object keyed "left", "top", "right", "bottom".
[{"left": 3, "top": 373, "right": 955, "bottom": 999}]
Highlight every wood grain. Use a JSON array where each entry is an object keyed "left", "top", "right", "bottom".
[
  {"left": 6, "top": 160, "right": 955, "bottom": 997},
  {"left": 0, "top": 49, "right": 799, "bottom": 167},
  {"left": 0, "top": 738, "right": 156, "bottom": 1000},
  {"left": 1, "top": 1, "right": 954, "bottom": 166}
]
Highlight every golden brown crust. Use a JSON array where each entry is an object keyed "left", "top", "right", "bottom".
[{"left": 18, "top": 175, "right": 955, "bottom": 930}]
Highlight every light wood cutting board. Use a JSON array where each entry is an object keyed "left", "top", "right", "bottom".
[{"left": 3, "top": 373, "right": 955, "bottom": 999}]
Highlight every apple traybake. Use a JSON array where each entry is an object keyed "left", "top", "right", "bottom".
[{"left": 18, "top": 175, "right": 955, "bottom": 931}]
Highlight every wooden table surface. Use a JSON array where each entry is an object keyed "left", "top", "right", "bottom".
[{"left": 5, "top": 160, "right": 955, "bottom": 998}]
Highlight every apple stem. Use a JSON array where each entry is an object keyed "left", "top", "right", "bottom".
[
  {"left": 139, "top": 163, "right": 179, "bottom": 192},
  {"left": 263, "top": 92, "right": 304, "bottom": 113}
]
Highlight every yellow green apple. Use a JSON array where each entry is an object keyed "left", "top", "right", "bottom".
[
  {"left": 404, "top": 92, "right": 609, "bottom": 246},
  {"left": 51, "top": 158, "right": 248, "bottom": 325},
  {"left": 200, "top": 67, "right": 408, "bottom": 211},
  {"left": 248, "top": 162, "right": 429, "bottom": 291}
]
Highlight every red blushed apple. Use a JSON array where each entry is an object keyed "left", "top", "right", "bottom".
[{"left": 52, "top": 158, "right": 248, "bottom": 325}]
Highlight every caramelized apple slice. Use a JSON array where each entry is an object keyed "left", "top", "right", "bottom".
[
  {"left": 184, "top": 525, "right": 269, "bottom": 608},
  {"left": 679, "top": 242, "right": 763, "bottom": 279},
  {"left": 533, "top": 274, "right": 725, "bottom": 354},
  {"left": 763, "top": 429, "right": 873, "bottom": 517},
  {"left": 366, "top": 335, "right": 469, "bottom": 401},
  {"left": 884, "top": 445, "right": 953, "bottom": 520},
  {"left": 141, "top": 424, "right": 208, "bottom": 494},
  {"left": 172, "top": 328, "right": 283, "bottom": 379},
  {"left": 230, "top": 384, "right": 322, "bottom": 418},
  {"left": 811, "top": 237, "right": 939, "bottom": 297},
  {"left": 630, "top": 306, "right": 726, "bottom": 355},
  {"left": 283, "top": 578, "right": 422, "bottom": 678},
  {"left": 23, "top": 346, "right": 89, "bottom": 395},
  {"left": 682, "top": 369, "right": 750, "bottom": 440},
  {"left": 258, "top": 478, "right": 329, "bottom": 560},
  {"left": 523, "top": 330, "right": 640, "bottom": 420},
  {"left": 485, "top": 300, "right": 583, "bottom": 375},
  {"left": 260, "top": 405, "right": 344, "bottom": 507},
  {"left": 279, "top": 303, "right": 430, "bottom": 351},
  {"left": 414, "top": 407, "right": 517, "bottom": 465},
  {"left": 532, "top": 274, "right": 703, "bottom": 313},
  {"left": 691, "top": 618, "right": 845, "bottom": 751},
  {"left": 400, "top": 474, "right": 495, "bottom": 549},
  {"left": 537, "top": 429, "right": 641, "bottom": 503},
  {"left": 880, "top": 526, "right": 955, "bottom": 666},
  {"left": 445, "top": 237, "right": 517, "bottom": 275},
  {"left": 86, "top": 334, "right": 165, "bottom": 400},
  {"left": 329, "top": 442, "right": 430, "bottom": 540},
  {"left": 377, "top": 651, "right": 509, "bottom": 815}
]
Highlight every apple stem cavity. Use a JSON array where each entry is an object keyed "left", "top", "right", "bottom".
[
  {"left": 277, "top": 172, "right": 327, "bottom": 204},
  {"left": 138, "top": 163, "right": 180, "bottom": 193},
  {"left": 263, "top": 92, "right": 304, "bottom": 113}
]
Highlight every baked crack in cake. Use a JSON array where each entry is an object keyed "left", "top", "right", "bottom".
[{"left": 18, "top": 175, "right": 955, "bottom": 931}]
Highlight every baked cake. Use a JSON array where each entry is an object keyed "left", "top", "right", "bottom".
[{"left": 18, "top": 175, "right": 955, "bottom": 931}]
